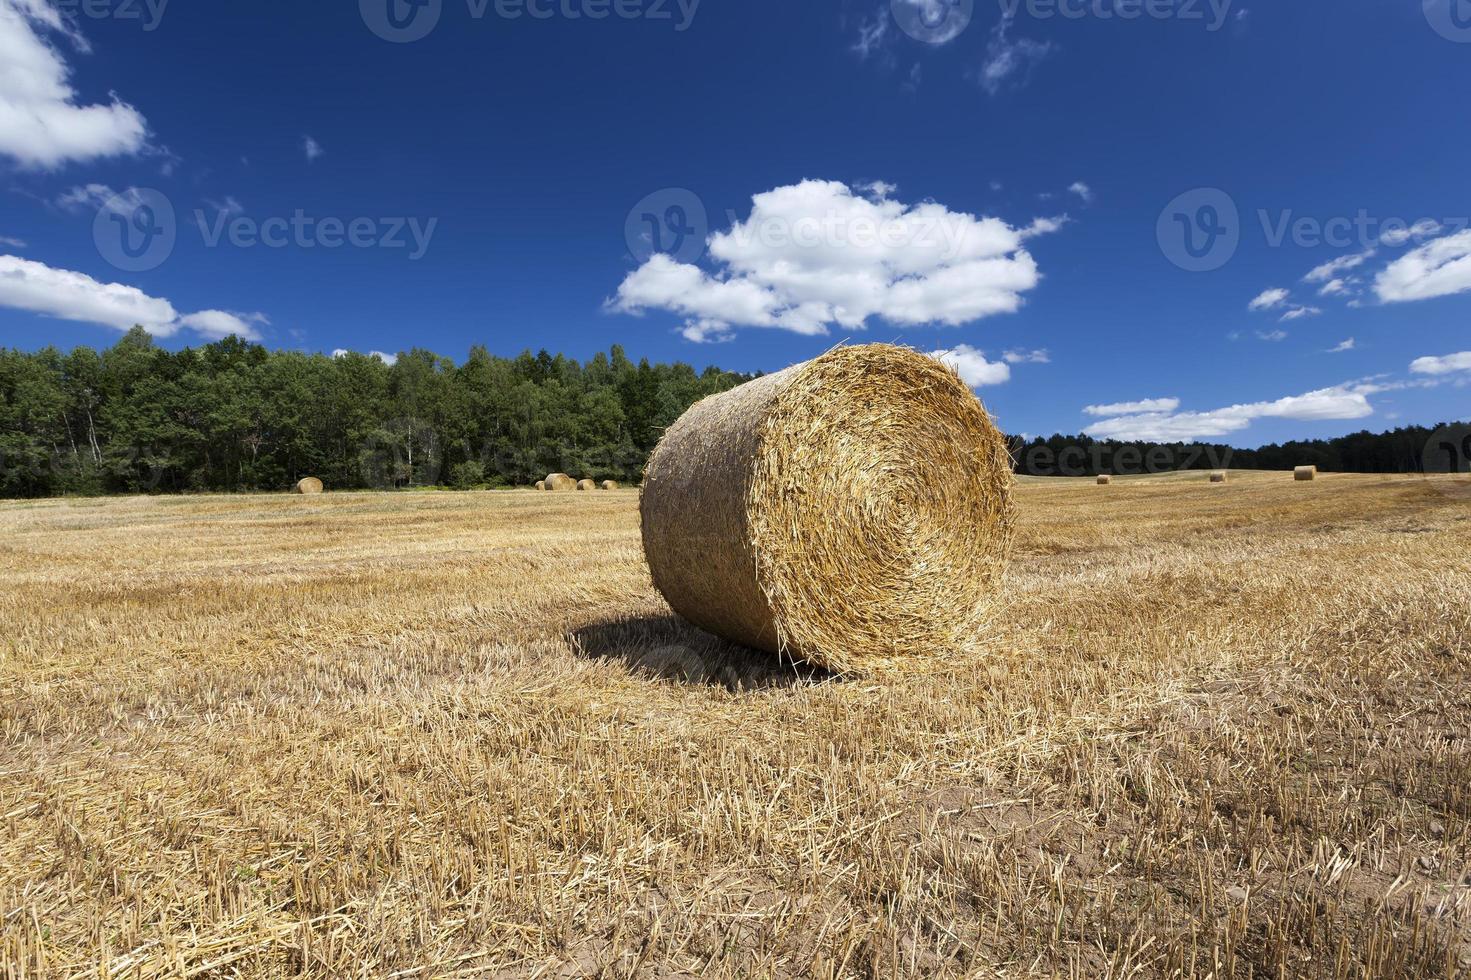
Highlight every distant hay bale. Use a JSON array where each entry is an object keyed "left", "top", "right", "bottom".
[
  {"left": 640, "top": 343, "right": 1015, "bottom": 676},
  {"left": 600, "top": 480, "right": 620, "bottom": 491},
  {"left": 535, "top": 481, "right": 546, "bottom": 491},
  {"left": 1210, "top": 472, "right": 1227, "bottom": 484},
  {"left": 576, "top": 479, "right": 596, "bottom": 491},
  {"left": 1295, "top": 465, "right": 1318, "bottom": 482},
  {"left": 544, "top": 473, "right": 576, "bottom": 491},
  {"left": 1097, "top": 475, "right": 1113, "bottom": 486},
  {"left": 294, "top": 477, "right": 324, "bottom": 495}
]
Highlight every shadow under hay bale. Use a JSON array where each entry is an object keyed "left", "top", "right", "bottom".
[{"left": 569, "top": 615, "right": 833, "bottom": 691}]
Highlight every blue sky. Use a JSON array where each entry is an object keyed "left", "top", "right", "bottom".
[{"left": 1, "top": 0, "right": 1468, "bottom": 444}]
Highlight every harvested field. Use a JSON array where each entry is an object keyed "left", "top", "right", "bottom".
[{"left": 2, "top": 472, "right": 1469, "bottom": 978}]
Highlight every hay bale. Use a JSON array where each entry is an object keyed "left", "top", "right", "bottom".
[
  {"left": 640, "top": 344, "right": 1015, "bottom": 675},
  {"left": 576, "top": 479, "right": 596, "bottom": 491},
  {"left": 1210, "top": 472, "right": 1227, "bottom": 484},
  {"left": 535, "top": 481, "right": 546, "bottom": 491},
  {"left": 294, "top": 477, "right": 324, "bottom": 495},
  {"left": 1294, "top": 465, "right": 1317, "bottom": 482},
  {"left": 544, "top": 473, "right": 576, "bottom": 491},
  {"left": 600, "top": 480, "right": 620, "bottom": 491},
  {"left": 1097, "top": 475, "right": 1113, "bottom": 486}
]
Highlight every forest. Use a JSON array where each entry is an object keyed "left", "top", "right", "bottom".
[{"left": 0, "top": 329, "right": 1458, "bottom": 497}]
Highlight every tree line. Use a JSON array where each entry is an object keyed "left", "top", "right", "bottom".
[{"left": 0, "top": 330, "right": 1459, "bottom": 498}]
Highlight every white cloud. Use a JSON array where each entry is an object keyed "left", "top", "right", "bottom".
[
  {"left": 332, "top": 348, "right": 398, "bottom": 366},
  {"left": 1303, "top": 249, "right": 1375, "bottom": 283},
  {"left": 55, "top": 182, "right": 145, "bottom": 214},
  {"left": 0, "top": 254, "right": 262, "bottom": 340},
  {"left": 851, "top": 11, "right": 888, "bottom": 59},
  {"left": 1084, "top": 397, "right": 1180, "bottom": 416},
  {"left": 0, "top": 0, "right": 149, "bottom": 169},
  {"left": 930, "top": 344, "right": 1011, "bottom": 387},
  {"left": 1279, "top": 305, "right": 1320, "bottom": 322},
  {"left": 0, "top": 235, "right": 25, "bottom": 248},
  {"left": 1248, "top": 287, "right": 1289, "bottom": 311},
  {"left": 1317, "top": 277, "right": 1358, "bottom": 297},
  {"left": 1002, "top": 348, "right": 1050, "bottom": 364},
  {"left": 177, "top": 310, "right": 267, "bottom": 341},
  {"left": 1256, "top": 329, "right": 1288, "bottom": 342},
  {"left": 1409, "top": 351, "right": 1471, "bottom": 376},
  {"left": 1328, "top": 338, "right": 1355, "bottom": 353},
  {"left": 977, "top": 13, "right": 1054, "bottom": 96},
  {"left": 1067, "top": 181, "right": 1092, "bottom": 203},
  {"left": 1083, "top": 384, "right": 1376, "bottom": 442},
  {"left": 1379, "top": 219, "right": 1442, "bottom": 247},
  {"left": 609, "top": 179, "right": 1054, "bottom": 340},
  {"left": 302, "top": 135, "right": 324, "bottom": 162},
  {"left": 1374, "top": 230, "right": 1471, "bottom": 304}
]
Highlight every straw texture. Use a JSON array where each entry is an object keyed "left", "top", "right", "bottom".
[
  {"left": 1295, "top": 466, "right": 1318, "bottom": 482},
  {"left": 536, "top": 481, "right": 546, "bottom": 491},
  {"left": 294, "top": 477, "right": 324, "bottom": 495},
  {"left": 640, "top": 344, "right": 1015, "bottom": 675},
  {"left": 545, "top": 473, "right": 576, "bottom": 491},
  {"left": 1210, "top": 472, "right": 1227, "bottom": 484}
]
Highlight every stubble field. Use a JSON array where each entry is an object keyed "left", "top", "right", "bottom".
[{"left": 2, "top": 472, "right": 1469, "bottom": 978}]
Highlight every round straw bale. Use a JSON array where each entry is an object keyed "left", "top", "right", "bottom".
[
  {"left": 1294, "top": 465, "right": 1317, "bottom": 482},
  {"left": 1097, "top": 475, "right": 1113, "bottom": 486},
  {"left": 544, "top": 473, "right": 576, "bottom": 491},
  {"left": 535, "top": 481, "right": 546, "bottom": 491},
  {"left": 601, "top": 480, "right": 620, "bottom": 491},
  {"left": 640, "top": 344, "right": 1015, "bottom": 675},
  {"left": 1210, "top": 471, "right": 1227, "bottom": 484},
  {"left": 576, "top": 479, "right": 596, "bottom": 491},
  {"left": 294, "top": 477, "right": 324, "bottom": 495}
]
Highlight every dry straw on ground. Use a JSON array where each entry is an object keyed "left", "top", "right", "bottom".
[
  {"left": 293, "top": 477, "right": 323, "bottom": 495},
  {"left": 640, "top": 344, "right": 1015, "bottom": 676},
  {"left": 544, "top": 473, "right": 576, "bottom": 491},
  {"left": 601, "top": 480, "right": 620, "bottom": 491},
  {"left": 1098, "top": 475, "right": 1113, "bottom": 485},
  {"left": 1296, "top": 465, "right": 1318, "bottom": 482},
  {"left": 1211, "top": 471, "right": 1228, "bottom": 484}
]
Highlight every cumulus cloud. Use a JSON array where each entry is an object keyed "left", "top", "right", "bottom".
[
  {"left": 0, "top": 0, "right": 150, "bottom": 168},
  {"left": 1083, "top": 384, "right": 1377, "bottom": 442},
  {"left": 1279, "top": 305, "right": 1321, "bottom": 322},
  {"left": 1002, "top": 348, "right": 1050, "bottom": 364},
  {"left": 1317, "top": 277, "right": 1358, "bottom": 298},
  {"left": 1380, "top": 219, "right": 1443, "bottom": 247},
  {"left": 1084, "top": 397, "right": 1181, "bottom": 416},
  {"left": 0, "top": 254, "right": 263, "bottom": 340},
  {"left": 976, "top": 13, "right": 1053, "bottom": 96},
  {"left": 1248, "top": 288, "right": 1289, "bottom": 311},
  {"left": 1303, "top": 249, "right": 1375, "bottom": 283},
  {"left": 1409, "top": 351, "right": 1471, "bottom": 376},
  {"left": 931, "top": 344, "right": 1011, "bottom": 388},
  {"left": 1067, "top": 181, "right": 1093, "bottom": 203},
  {"left": 332, "top": 348, "right": 398, "bottom": 366},
  {"left": 609, "top": 179, "right": 1056, "bottom": 341},
  {"left": 1374, "top": 230, "right": 1471, "bottom": 304}
]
